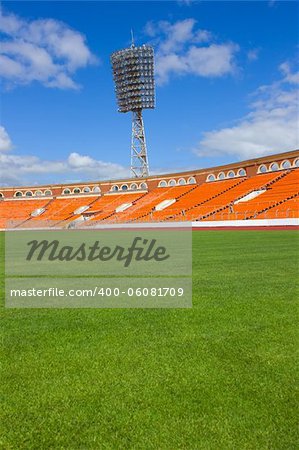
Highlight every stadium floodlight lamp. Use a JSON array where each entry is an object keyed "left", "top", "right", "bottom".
[{"left": 111, "top": 42, "right": 155, "bottom": 178}]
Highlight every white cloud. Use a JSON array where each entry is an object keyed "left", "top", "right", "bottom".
[
  {"left": 68, "top": 152, "right": 95, "bottom": 168},
  {"left": 0, "top": 150, "right": 129, "bottom": 186},
  {"left": 280, "top": 61, "right": 299, "bottom": 85},
  {"left": 0, "top": 127, "right": 129, "bottom": 186},
  {"left": 0, "top": 11, "right": 98, "bottom": 89},
  {"left": 145, "top": 19, "right": 239, "bottom": 85},
  {"left": 185, "top": 43, "right": 238, "bottom": 77},
  {"left": 158, "top": 19, "right": 198, "bottom": 53},
  {"left": 0, "top": 126, "right": 13, "bottom": 151},
  {"left": 195, "top": 62, "right": 299, "bottom": 159},
  {"left": 193, "top": 29, "right": 213, "bottom": 44}
]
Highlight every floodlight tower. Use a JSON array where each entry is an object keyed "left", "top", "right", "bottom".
[{"left": 111, "top": 41, "right": 155, "bottom": 178}]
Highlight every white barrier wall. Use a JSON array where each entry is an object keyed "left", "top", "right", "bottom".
[
  {"left": 84, "top": 218, "right": 299, "bottom": 229},
  {"left": 191, "top": 218, "right": 299, "bottom": 228},
  {"left": 2, "top": 218, "right": 298, "bottom": 231}
]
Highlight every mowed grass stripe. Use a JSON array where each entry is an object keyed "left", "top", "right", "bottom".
[{"left": 0, "top": 231, "right": 298, "bottom": 449}]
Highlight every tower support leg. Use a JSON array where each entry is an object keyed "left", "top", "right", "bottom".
[{"left": 131, "top": 109, "right": 149, "bottom": 178}]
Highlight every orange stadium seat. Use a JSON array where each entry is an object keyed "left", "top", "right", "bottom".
[
  {"left": 105, "top": 185, "right": 195, "bottom": 223},
  {"left": 185, "top": 171, "right": 291, "bottom": 221},
  {"left": 82, "top": 192, "right": 146, "bottom": 225},
  {"left": 151, "top": 178, "right": 244, "bottom": 222},
  {"left": 26, "top": 196, "right": 99, "bottom": 227},
  {"left": 197, "top": 170, "right": 298, "bottom": 221},
  {"left": 0, "top": 199, "right": 49, "bottom": 228}
]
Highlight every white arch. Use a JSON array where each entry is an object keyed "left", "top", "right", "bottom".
[
  {"left": 258, "top": 164, "right": 267, "bottom": 174},
  {"left": 158, "top": 180, "right": 167, "bottom": 188},
  {"left": 280, "top": 160, "right": 291, "bottom": 170},
  {"left": 269, "top": 162, "right": 279, "bottom": 171},
  {"left": 188, "top": 177, "right": 196, "bottom": 184},
  {"left": 293, "top": 158, "right": 299, "bottom": 168},
  {"left": 206, "top": 174, "right": 216, "bottom": 182},
  {"left": 238, "top": 168, "right": 246, "bottom": 177}
]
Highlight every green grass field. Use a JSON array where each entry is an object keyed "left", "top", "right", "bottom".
[{"left": 1, "top": 230, "right": 298, "bottom": 449}]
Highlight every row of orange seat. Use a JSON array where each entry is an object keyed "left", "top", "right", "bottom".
[
  {"left": 100, "top": 185, "right": 195, "bottom": 223},
  {"left": 150, "top": 178, "right": 242, "bottom": 222},
  {"left": 198, "top": 170, "right": 298, "bottom": 221},
  {"left": 84, "top": 193, "right": 145, "bottom": 223},
  {"left": 0, "top": 199, "right": 48, "bottom": 228}
]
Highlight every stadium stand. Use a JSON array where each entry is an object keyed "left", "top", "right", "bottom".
[
  {"left": 0, "top": 199, "right": 50, "bottom": 229},
  {"left": 0, "top": 150, "right": 298, "bottom": 228},
  {"left": 82, "top": 192, "right": 147, "bottom": 224},
  {"left": 103, "top": 185, "right": 196, "bottom": 223},
  {"left": 186, "top": 170, "right": 292, "bottom": 222}
]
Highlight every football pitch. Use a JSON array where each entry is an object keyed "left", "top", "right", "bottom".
[{"left": 0, "top": 230, "right": 298, "bottom": 449}]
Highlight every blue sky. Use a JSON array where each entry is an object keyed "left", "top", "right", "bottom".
[{"left": 0, "top": 0, "right": 298, "bottom": 186}]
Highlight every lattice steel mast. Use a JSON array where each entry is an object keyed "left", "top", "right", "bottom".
[
  {"left": 131, "top": 110, "right": 149, "bottom": 177},
  {"left": 111, "top": 41, "right": 155, "bottom": 178}
]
